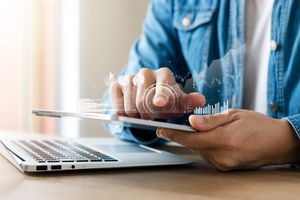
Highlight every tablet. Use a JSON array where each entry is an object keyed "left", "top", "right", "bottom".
[{"left": 32, "top": 109, "right": 196, "bottom": 132}]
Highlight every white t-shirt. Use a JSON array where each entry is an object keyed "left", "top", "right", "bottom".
[{"left": 243, "top": 0, "right": 274, "bottom": 114}]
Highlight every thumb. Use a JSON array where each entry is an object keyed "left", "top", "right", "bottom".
[
  {"left": 189, "top": 110, "right": 235, "bottom": 131},
  {"left": 179, "top": 92, "right": 206, "bottom": 113}
]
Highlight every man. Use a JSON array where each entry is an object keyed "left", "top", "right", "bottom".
[{"left": 106, "top": 0, "right": 300, "bottom": 171}]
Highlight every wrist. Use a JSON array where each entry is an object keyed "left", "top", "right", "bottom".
[{"left": 273, "top": 120, "right": 300, "bottom": 165}]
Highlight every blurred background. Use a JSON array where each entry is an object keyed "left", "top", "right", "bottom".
[{"left": 0, "top": 0, "right": 148, "bottom": 137}]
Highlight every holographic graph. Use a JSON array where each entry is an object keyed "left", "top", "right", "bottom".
[
  {"left": 194, "top": 100, "right": 229, "bottom": 115},
  {"left": 97, "top": 44, "right": 245, "bottom": 117},
  {"left": 190, "top": 45, "right": 245, "bottom": 90}
]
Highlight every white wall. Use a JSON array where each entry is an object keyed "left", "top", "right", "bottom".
[{"left": 79, "top": 0, "right": 149, "bottom": 136}]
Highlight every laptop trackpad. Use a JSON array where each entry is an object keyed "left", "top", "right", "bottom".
[{"left": 97, "top": 144, "right": 153, "bottom": 153}]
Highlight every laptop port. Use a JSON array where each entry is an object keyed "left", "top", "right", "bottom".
[
  {"left": 36, "top": 165, "right": 47, "bottom": 171},
  {"left": 51, "top": 165, "right": 62, "bottom": 170}
]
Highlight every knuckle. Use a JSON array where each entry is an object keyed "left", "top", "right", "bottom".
[
  {"left": 214, "top": 157, "right": 238, "bottom": 171},
  {"left": 138, "top": 68, "right": 152, "bottom": 76},
  {"left": 126, "top": 75, "right": 135, "bottom": 86},
  {"left": 157, "top": 67, "right": 175, "bottom": 82},
  {"left": 116, "top": 109, "right": 125, "bottom": 116},
  {"left": 128, "top": 74, "right": 135, "bottom": 81},
  {"left": 157, "top": 67, "right": 172, "bottom": 74},
  {"left": 109, "top": 81, "right": 120, "bottom": 92},
  {"left": 124, "top": 108, "right": 138, "bottom": 117},
  {"left": 226, "top": 109, "right": 242, "bottom": 122},
  {"left": 227, "top": 109, "right": 237, "bottom": 115}
]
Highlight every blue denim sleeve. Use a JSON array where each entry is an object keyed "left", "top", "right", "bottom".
[
  {"left": 124, "top": 0, "right": 186, "bottom": 74},
  {"left": 284, "top": 115, "right": 300, "bottom": 140},
  {"left": 102, "top": 0, "right": 189, "bottom": 145}
]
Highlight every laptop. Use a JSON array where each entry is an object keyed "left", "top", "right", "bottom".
[
  {"left": 0, "top": 109, "right": 195, "bottom": 173},
  {"left": 0, "top": 110, "right": 194, "bottom": 173},
  {"left": 0, "top": 137, "right": 192, "bottom": 173}
]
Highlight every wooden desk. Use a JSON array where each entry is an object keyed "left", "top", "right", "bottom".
[{"left": 0, "top": 131, "right": 300, "bottom": 200}]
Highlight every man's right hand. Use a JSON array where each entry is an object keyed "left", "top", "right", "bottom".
[{"left": 109, "top": 67, "right": 206, "bottom": 120}]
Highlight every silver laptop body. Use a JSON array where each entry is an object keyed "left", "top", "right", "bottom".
[{"left": 0, "top": 137, "right": 192, "bottom": 173}]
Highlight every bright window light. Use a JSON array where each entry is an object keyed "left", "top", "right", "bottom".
[{"left": 59, "top": 0, "right": 80, "bottom": 137}]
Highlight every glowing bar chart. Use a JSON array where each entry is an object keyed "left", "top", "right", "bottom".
[{"left": 194, "top": 100, "right": 229, "bottom": 115}]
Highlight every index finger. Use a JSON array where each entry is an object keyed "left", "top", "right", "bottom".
[{"left": 153, "top": 68, "right": 177, "bottom": 107}]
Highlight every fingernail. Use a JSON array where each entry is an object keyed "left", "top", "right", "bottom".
[
  {"left": 153, "top": 96, "right": 167, "bottom": 107},
  {"left": 156, "top": 128, "right": 166, "bottom": 139},
  {"left": 189, "top": 115, "right": 205, "bottom": 124},
  {"left": 156, "top": 128, "right": 161, "bottom": 137}
]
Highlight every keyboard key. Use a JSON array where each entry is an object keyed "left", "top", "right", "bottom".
[
  {"left": 103, "top": 158, "right": 118, "bottom": 162},
  {"left": 76, "top": 160, "right": 89, "bottom": 162},
  {"left": 15, "top": 139, "right": 118, "bottom": 163},
  {"left": 61, "top": 159, "right": 75, "bottom": 162},
  {"left": 47, "top": 160, "right": 60, "bottom": 163},
  {"left": 90, "top": 159, "right": 102, "bottom": 162}
]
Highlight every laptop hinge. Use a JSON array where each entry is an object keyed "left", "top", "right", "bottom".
[{"left": 0, "top": 140, "right": 24, "bottom": 173}]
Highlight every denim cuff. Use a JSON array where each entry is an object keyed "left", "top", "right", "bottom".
[{"left": 282, "top": 114, "right": 300, "bottom": 140}]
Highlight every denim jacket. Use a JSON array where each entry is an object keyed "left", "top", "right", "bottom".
[{"left": 103, "top": 0, "right": 300, "bottom": 144}]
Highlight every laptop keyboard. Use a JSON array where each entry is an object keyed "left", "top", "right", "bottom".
[{"left": 12, "top": 140, "right": 118, "bottom": 163}]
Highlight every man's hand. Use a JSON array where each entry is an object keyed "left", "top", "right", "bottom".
[
  {"left": 109, "top": 67, "right": 205, "bottom": 119},
  {"left": 157, "top": 110, "right": 300, "bottom": 171}
]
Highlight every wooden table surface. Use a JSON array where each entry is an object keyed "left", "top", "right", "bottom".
[{"left": 0, "top": 131, "right": 300, "bottom": 200}]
